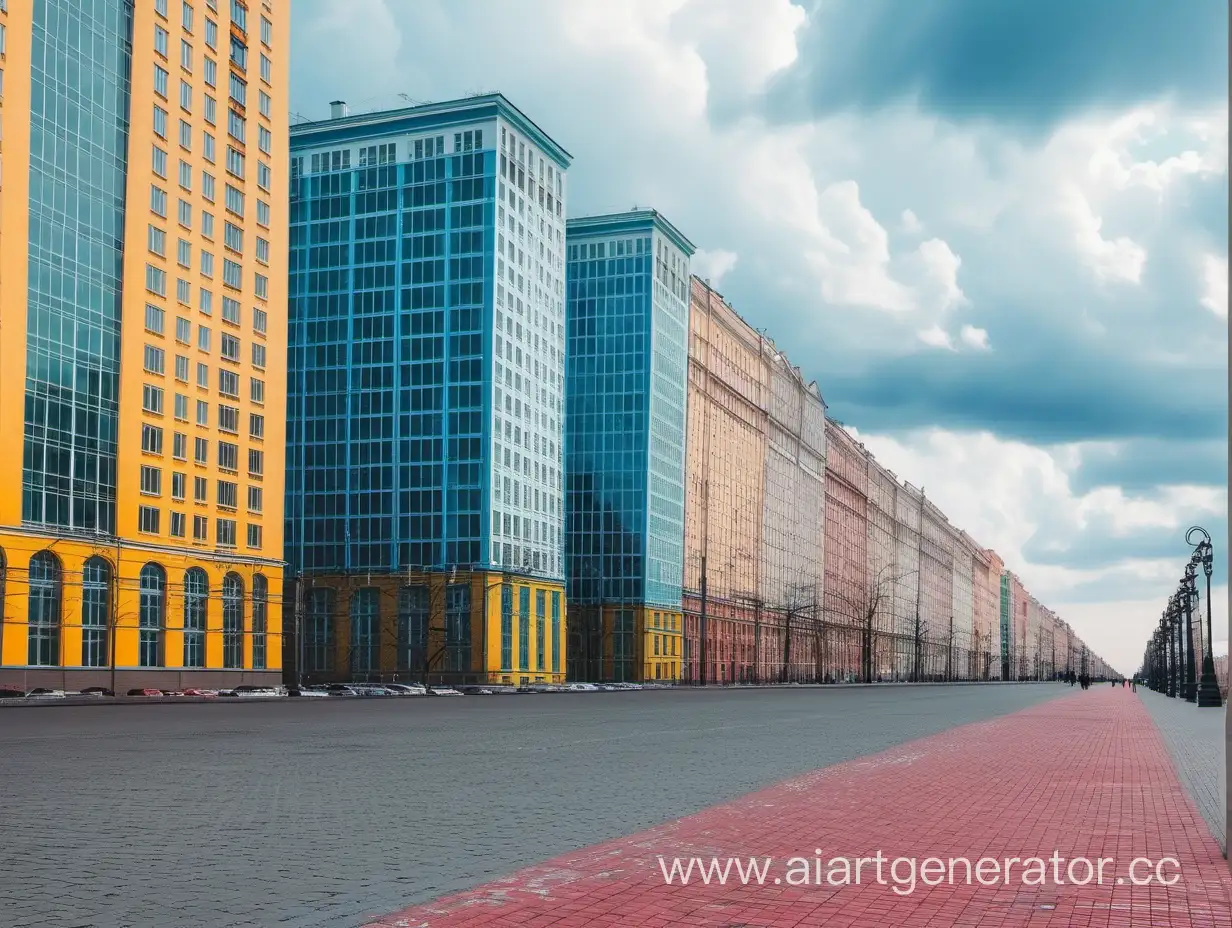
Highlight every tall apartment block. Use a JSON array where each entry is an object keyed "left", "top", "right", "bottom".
[
  {"left": 682, "top": 279, "right": 827, "bottom": 684},
  {"left": 563, "top": 210, "right": 694, "bottom": 683},
  {"left": 285, "top": 94, "right": 570, "bottom": 686},
  {"left": 0, "top": 0, "right": 287, "bottom": 691}
]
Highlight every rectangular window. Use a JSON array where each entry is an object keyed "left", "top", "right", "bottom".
[
  {"left": 252, "top": 307, "right": 267, "bottom": 334},
  {"left": 256, "top": 200, "right": 270, "bottom": 227},
  {"left": 259, "top": 53, "right": 270, "bottom": 83},
  {"left": 197, "top": 326, "right": 211, "bottom": 352},
  {"left": 179, "top": 119, "right": 192, "bottom": 150},
  {"left": 218, "top": 404, "right": 240, "bottom": 434},
  {"left": 200, "top": 289, "right": 214, "bottom": 315},
  {"left": 222, "top": 297, "right": 241, "bottom": 324},
  {"left": 254, "top": 273, "right": 268, "bottom": 299},
  {"left": 225, "top": 146, "right": 245, "bottom": 178},
  {"left": 196, "top": 399, "right": 209, "bottom": 425},
  {"left": 249, "top": 413, "right": 264, "bottom": 439},
  {"left": 247, "top": 485, "right": 263, "bottom": 512},
  {"left": 174, "top": 393, "right": 188, "bottom": 420},
  {"left": 224, "top": 220, "right": 243, "bottom": 251},
  {"left": 258, "top": 89, "right": 270, "bottom": 118},
  {"left": 146, "top": 264, "right": 167, "bottom": 297},
  {"left": 225, "top": 184, "right": 244, "bottom": 216},
  {"left": 229, "top": 72, "right": 246, "bottom": 106},
  {"left": 220, "top": 333, "right": 240, "bottom": 361},
  {"left": 222, "top": 259, "right": 242, "bottom": 288},
  {"left": 154, "top": 64, "right": 169, "bottom": 98},
  {"left": 180, "top": 80, "right": 192, "bottom": 112},
  {"left": 145, "top": 304, "right": 166, "bottom": 334},
  {"left": 141, "top": 424, "right": 164, "bottom": 454},
  {"left": 140, "top": 465, "right": 162, "bottom": 495},
  {"left": 181, "top": 39, "right": 192, "bottom": 71},
  {"left": 218, "top": 441, "right": 239, "bottom": 471},
  {"left": 260, "top": 15, "right": 272, "bottom": 46},
  {"left": 143, "top": 344, "right": 165, "bottom": 375},
  {"left": 255, "top": 237, "right": 269, "bottom": 264},
  {"left": 148, "top": 223, "right": 166, "bottom": 255},
  {"left": 175, "top": 354, "right": 189, "bottom": 381},
  {"left": 230, "top": 0, "right": 247, "bottom": 32},
  {"left": 200, "top": 250, "right": 214, "bottom": 277},
  {"left": 138, "top": 506, "right": 161, "bottom": 535},
  {"left": 196, "top": 363, "right": 209, "bottom": 389},
  {"left": 257, "top": 161, "right": 270, "bottom": 191},
  {"left": 194, "top": 439, "right": 209, "bottom": 466},
  {"left": 251, "top": 343, "right": 266, "bottom": 369},
  {"left": 154, "top": 24, "right": 169, "bottom": 57},
  {"left": 206, "top": 17, "right": 217, "bottom": 49},
  {"left": 150, "top": 185, "right": 167, "bottom": 217},
  {"left": 216, "top": 480, "right": 238, "bottom": 509},
  {"left": 176, "top": 278, "right": 191, "bottom": 304},
  {"left": 142, "top": 384, "right": 165, "bottom": 415},
  {"left": 202, "top": 172, "right": 216, "bottom": 202},
  {"left": 216, "top": 518, "right": 237, "bottom": 547},
  {"left": 178, "top": 198, "right": 192, "bottom": 228},
  {"left": 178, "top": 161, "right": 192, "bottom": 191},
  {"left": 258, "top": 125, "right": 271, "bottom": 156},
  {"left": 246, "top": 524, "right": 262, "bottom": 549},
  {"left": 248, "top": 448, "right": 264, "bottom": 477},
  {"left": 193, "top": 515, "right": 208, "bottom": 541},
  {"left": 177, "top": 237, "right": 191, "bottom": 267},
  {"left": 204, "top": 94, "right": 216, "bottom": 125},
  {"left": 155, "top": 0, "right": 168, "bottom": 17},
  {"left": 175, "top": 316, "right": 191, "bottom": 343},
  {"left": 183, "top": 2, "right": 194, "bottom": 31},
  {"left": 219, "top": 369, "right": 240, "bottom": 398},
  {"left": 172, "top": 471, "right": 186, "bottom": 501},
  {"left": 228, "top": 108, "right": 245, "bottom": 143},
  {"left": 173, "top": 432, "right": 187, "bottom": 460},
  {"left": 170, "top": 512, "right": 186, "bottom": 538},
  {"left": 204, "top": 56, "right": 217, "bottom": 87},
  {"left": 250, "top": 378, "right": 264, "bottom": 404},
  {"left": 153, "top": 105, "right": 167, "bottom": 138},
  {"left": 152, "top": 145, "right": 168, "bottom": 178}
]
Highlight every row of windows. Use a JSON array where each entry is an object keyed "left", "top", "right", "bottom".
[
  {"left": 136, "top": 504, "right": 262, "bottom": 548},
  {"left": 18, "top": 550, "right": 269, "bottom": 669}
]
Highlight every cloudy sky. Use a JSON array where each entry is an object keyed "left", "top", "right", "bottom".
[{"left": 290, "top": 0, "right": 1228, "bottom": 676}]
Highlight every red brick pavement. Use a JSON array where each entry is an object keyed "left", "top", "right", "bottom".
[{"left": 367, "top": 688, "right": 1232, "bottom": 927}]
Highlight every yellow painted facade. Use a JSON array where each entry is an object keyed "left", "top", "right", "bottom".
[
  {"left": 289, "top": 571, "right": 568, "bottom": 686},
  {"left": 570, "top": 604, "right": 682, "bottom": 683},
  {"left": 0, "top": 0, "right": 288, "bottom": 688}
]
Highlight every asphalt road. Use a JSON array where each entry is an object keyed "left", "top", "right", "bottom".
[{"left": 0, "top": 684, "right": 1068, "bottom": 928}]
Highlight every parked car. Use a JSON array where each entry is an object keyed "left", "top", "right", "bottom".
[
  {"left": 0, "top": 688, "right": 26, "bottom": 698},
  {"left": 351, "top": 684, "right": 394, "bottom": 697},
  {"left": 180, "top": 688, "right": 217, "bottom": 698},
  {"left": 127, "top": 688, "right": 164, "bottom": 697},
  {"left": 325, "top": 684, "right": 358, "bottom": 697},
  {"left": 79, "top": 686, "right": 114, "bottom": 697},
  {"left": 383, "top": 683, "right": 428, "bottom": 696},
  {"left": 428, "top": 685, "right": 463, "bottom": 697},
  {"left": 287, "top": 686, "right": 330, "bottom": 697},
  {"left": 233, "top": 685, "right": 280, "bottom": 697},
  {"left": 566, "top": 683, "right": 600, "bottom": 692},
  {"left": 24, "top": 688, "right": 67, "bottom": 699}
]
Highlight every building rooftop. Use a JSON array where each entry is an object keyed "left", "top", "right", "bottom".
[
  {"left": 567, "top": 208, "right": 697, "bottom": 257},
  {"left": 289, "top": 92, "right": 572, "bottom": 170}
]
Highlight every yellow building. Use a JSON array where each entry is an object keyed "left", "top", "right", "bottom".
[
  {"left": 0, "top": 0, "right": 288, "bottom": 692},
  {"left": 288, "top": 572, "right": 567, "bottom": 687}
]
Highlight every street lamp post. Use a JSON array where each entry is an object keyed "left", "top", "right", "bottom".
[
  {"left": 1188, "top": 527, "right": 1223, "bottom": 707},
  {"left": 1161, "top": 614, "right": 1175, "bottom": 697},
  {"left": 1181, "top": 565, "right": 1198, "bottom": 702}
]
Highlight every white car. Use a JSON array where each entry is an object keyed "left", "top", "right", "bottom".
[
  {"left": 24, "top": 688, "right": 67, "bottom": 699},
  {"left": 288, "top": 685, "right": 329, "bottom": 698},
  {"left": 428, "top": 686, "right": 464, "bottom": 697},
  {"left": 383, "top": 683, "right": 428, "bottom": 696},
  {"left": 567, "top": 683, "right": 600, "bottom": 692}
]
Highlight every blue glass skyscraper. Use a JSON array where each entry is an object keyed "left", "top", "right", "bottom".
[
  {"left": 565, "top": 211, "right": 694, "bottom": 682},
  {"left": 286, "top": 95, "right": 571, "bottom": 685}
]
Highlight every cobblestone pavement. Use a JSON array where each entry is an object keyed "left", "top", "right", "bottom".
[
  {"left": 1139, "top": 687, "right": 1227, "bottom": 852},
  {"left": 370, "top": 687, "right": 1232, "bottom": 928},
  {"left": 0, "top": 684, "right": 1066, "bottom": 928}
]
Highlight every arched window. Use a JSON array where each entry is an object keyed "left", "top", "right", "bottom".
[
  {"left": 81, "top": 556, "right": 112, "bottom": 667},
  {"left": 27, "top": 551, "right": 61, "bottom": 666},
  {"left": 222, "top": 572, "right": 244, "bottom": 669},
  {"left": 138, "top": 564, "right": 166, "bottom": 668},
  {"left": 349, "top": 587, "right": 379, "bottom": 677},
  {"left": 306, "top": 587, "right": 335, "bottom": 673},
  {"left": 251, "top": 574, "right": 268, "bottom": 670},
  {"left": 183, "top": 568, "right": 208, "bottom": 668}
]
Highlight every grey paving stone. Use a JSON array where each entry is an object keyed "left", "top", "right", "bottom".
[
  {"left": 1, "top": 684, "right": 1068, "bottom": 928},
  {"left": 1138, "top": 688, "right": 1226, "bottom": 852}
]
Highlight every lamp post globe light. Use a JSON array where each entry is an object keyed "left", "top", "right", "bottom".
[{"left": 1188, "top": 527, "right": 1223, "bottom": 708}]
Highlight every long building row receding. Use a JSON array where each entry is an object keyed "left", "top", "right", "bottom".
[{"left": 0, "top": 54, "right": 1115, "bottom": 690}]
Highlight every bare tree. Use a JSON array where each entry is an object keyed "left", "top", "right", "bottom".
[
  {"left": 775, "top": 581, "right": 818, "bottom": 683},
  {"left": 824, "top": 564, "right": 908, "bottom": 684}
]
